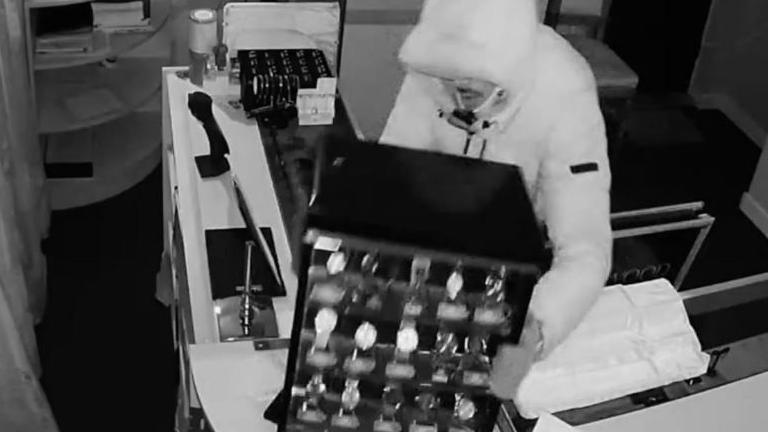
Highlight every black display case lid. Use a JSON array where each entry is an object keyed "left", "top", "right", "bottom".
[{"left": 306, "top": 137, "right": 548, "bottom": 266}]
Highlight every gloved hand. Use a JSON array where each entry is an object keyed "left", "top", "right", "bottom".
[{"left": 489, "top": 315, "right": 544, "bottom": 400}]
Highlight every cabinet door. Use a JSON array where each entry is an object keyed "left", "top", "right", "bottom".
[{"left": 171, "top": 207, "right": 198, "bottom": 429}]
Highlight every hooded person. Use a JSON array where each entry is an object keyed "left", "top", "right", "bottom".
[{"left": 380, "top": 0, "right": 612, "bottom": 402}]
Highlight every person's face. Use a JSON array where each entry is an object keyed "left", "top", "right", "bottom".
[{"left": 441, "top": 78, "right": 501, "bottom": 111}]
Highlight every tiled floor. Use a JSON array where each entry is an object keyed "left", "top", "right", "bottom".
[{"left": 35, "top": 102, "right": 768, "bottom": 431}]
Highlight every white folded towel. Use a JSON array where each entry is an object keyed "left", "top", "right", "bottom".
[{"left": 514, "top": 279, "right": 709, "bottom": 419}]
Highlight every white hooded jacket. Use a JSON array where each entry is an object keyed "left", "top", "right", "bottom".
[{"left": 380, "top": 0, "right": 612, "bottom": 357}]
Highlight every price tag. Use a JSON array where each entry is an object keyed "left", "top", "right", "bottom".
[
  {"left": 409, "top": 423, "right": 437, "bottom": 432},
  {"left": 374, "top": 419, "right": 402, "bottom": 432},
  {"left": 437, "top": 302, "right": 469, "bottom": 321},
  {"left": 462, "top": 371, "right": 489, "bottom": 387},
  {"left": 297, "top": 77, "right": 336, "bottom": 126},
  {"left": 331, "top": 414, "right": 360, "bottom": 429}
]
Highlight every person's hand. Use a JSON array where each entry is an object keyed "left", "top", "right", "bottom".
[{"left": 489, "top": 316, "right": 544, "bottom": 400}]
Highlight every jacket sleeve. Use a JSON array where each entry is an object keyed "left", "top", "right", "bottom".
[
  {"left": 379, "top": 73, "right": 435, "bottom": 148},
  {"left": 529, "top": 85, "right": 612, "bottom": 358}
]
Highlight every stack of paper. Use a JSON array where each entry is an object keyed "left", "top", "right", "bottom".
[
  {"left": 92, "top": 1, "right": 150, "bottom": 33},
  {"left": 36, "top": 28, "right": 96, "bottom": 54}
]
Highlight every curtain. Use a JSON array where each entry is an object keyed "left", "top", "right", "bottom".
[{"left": 0, "top": 0, "right": 57, "bottom": 429}]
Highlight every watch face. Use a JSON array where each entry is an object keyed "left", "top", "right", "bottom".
[
  {"left": 311, "top": 282, "right": 344, "bottom": 305},
  {"left": 362, "top": 253, "right": 379, "bottom": 274},
  {"left": 446, "top": 271, "right": 463, "bottom": 299},
  {"left": 314, "top": 307, "right": 338, "bottom": 333},
  {"left": 355, "top": 322, "right": 378, "bottom": 350},
  {"left": 455, "top": 398, "right": 476, "bottom": 421},
  {"left": 396, "top": 327, "right": 419, "bottom": 353},
  {"left": 341, "top": 381, "right": 361, "bottom": 410},
  {"left": 327, "top": 251, "right": 347, "bottom": 274}
]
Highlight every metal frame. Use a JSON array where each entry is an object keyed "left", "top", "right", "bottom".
[
  {"left": 682, "top": 272, "right": 768, "bottom": 315},
  {"left": 612, "top": 214, "right": 714, "bottom": 289},
  {"left": 610, "top": 202, "right": 715, "bottom": 290}
]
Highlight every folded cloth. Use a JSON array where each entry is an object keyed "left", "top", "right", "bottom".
[{"left": 514, "top": 279, "right": 709, "bottom": 419}]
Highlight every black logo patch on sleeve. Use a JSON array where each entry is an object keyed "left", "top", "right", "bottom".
[{"left": 570, "top": 162, "right": 599, "bottom": 174}]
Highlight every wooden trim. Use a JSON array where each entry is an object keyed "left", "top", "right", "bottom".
[
  {"left": 611, "top": 202, "right": 704, "bottom": 219},
  {"left": 612, "top": 215, "right": 714, "bottom": 239},
  {"left": 544, "top": 0, "right": 563, "bottom": 28},
  {"left": 682, "top": 272, "right": 768, "bottom": 315},
  {"left": 345, "top": 9, "right": 420, "bottom": 25}
]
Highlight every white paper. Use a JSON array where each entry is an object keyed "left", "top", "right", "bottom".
[
  {"left": 189, "top": 343, "right": 288, "bottom": 432},
  {"left": 534, "top": 413, "right": 583, "bottom": 432}
]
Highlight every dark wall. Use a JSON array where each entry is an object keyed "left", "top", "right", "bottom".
[{"left": 605, "top": 0, "right": 714, "bottom": 94}]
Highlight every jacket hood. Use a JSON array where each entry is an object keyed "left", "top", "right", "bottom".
[{"left": 399, "top": 0, "right": 539, "bottom": 96}]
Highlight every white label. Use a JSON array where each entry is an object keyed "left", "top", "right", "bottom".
[
  {"left": 374, "top": 420, "right": 402, "bottom": 432},
  {"left": 310, "top": 282, "right": 344, "bottom": 305},
  {"left": 385, "top": 362, "right": 415, "bottom": 380},
  {"left": 463, "top": 371, "right": 489, "bottom": 387},
  {"left": 437, "top": 302, "right": 469, "bottom": 321},
  {"left": 314, "top": 235, "right": 341, "bottom": 251},
  {"left": 432, "top": 370, "right": 449, "bottom": 383},
  {"left": 297, "top": 77, "right": 337, "bottom": 126},
  {"left": 345, "top": 357, "right": 376, "bottom": 375},
  {"left": 331, "top": 414, "right": 360, "bottom": 429},
  {"left": 409, "top": 424, "right": 437, "bottom": 432}
]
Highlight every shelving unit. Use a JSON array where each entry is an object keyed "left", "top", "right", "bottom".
[
  {"left": 27, "top": 0, "right": 89, "bottom": 8},
  {"left": 25, "top": 0, "right": 175, "bottom": 210},
  {"left": 45, "top": 112, "right": 162, "bottom": 209},
  {"left": 33, "top": 0, "right": 172, "bottom": 70},
  {"left": 37, "top": 55, "right": 167, "bottom": 134}
]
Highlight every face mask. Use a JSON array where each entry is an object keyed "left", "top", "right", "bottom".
[{"left": 439, "top": 85, "right": 507, "bottom": 134}]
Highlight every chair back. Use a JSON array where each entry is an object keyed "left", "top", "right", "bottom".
[{"left": 541, "top": 0, "right": 613, "bottom": 39}]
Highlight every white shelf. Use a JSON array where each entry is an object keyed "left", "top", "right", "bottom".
[
  {"left": 36, "top": 52, "right": 168, "bottom": 134},
  {"left": 33, "top": 0, "right": 172, "bottom": 70},
  {"left": 27, "top": 0, "right": 90, "bottom": 8},
  {"left": 45, "top": 111, "right": 161, "bottom": 210}
]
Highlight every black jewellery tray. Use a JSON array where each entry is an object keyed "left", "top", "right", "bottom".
[
  {"left": 237, "top": 48, "right": 334, "bottom": 114},
  {"left": 275, "top": 137, "right": 549, "bottom": 432}
]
